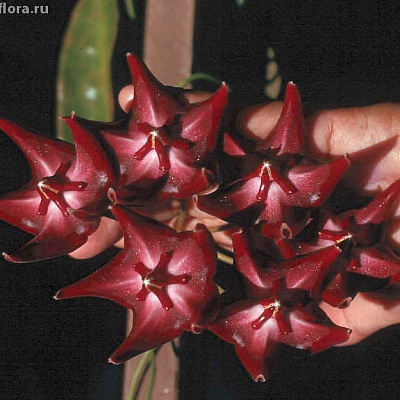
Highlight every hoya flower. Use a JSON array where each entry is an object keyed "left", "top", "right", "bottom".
[
  {"left": 197, "top": 83, "right": 349, "bottom": 240},
  {"left": 55, "top": 203, "right": 218, "bottom": 363},
  {"left": 0, "top": 116, "right": 114, "bottom": 262},
  {"left": 311, "top": 179, "right": 400, "bottom": 307},
  {"left": 209, "top": 231, "right": 350, "bottom": 381},
  {"left": 78, "top": 53, "right": 228, "bottom": 203}
]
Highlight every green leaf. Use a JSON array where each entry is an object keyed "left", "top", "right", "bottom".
[
  {"left": 177, "top": 73, "right": 222, "bottom": 89},
  {"left": 56, "top": 0, "right": 119, "bottom": 142},
  {"left": 124, "top": 0, "right": 136, "bottom": 19}
]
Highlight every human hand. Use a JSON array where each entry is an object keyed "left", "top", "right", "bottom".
[
  {"left": 240, "top": 101, "right": 400, "bottom": 345},
  {"left": 71, "top": 86, "right": 400, "bottom": 346}
]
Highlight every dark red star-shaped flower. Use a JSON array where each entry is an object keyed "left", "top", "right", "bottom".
[
  {"left": 312, "top": 180, "right": 400, "bottom": 307},
  {"left": 77, "top": 53, "right": 228, "bottom": 203},
  {"left": 209, "top": 231, "right": 349, "bottom": 381},
  {"left": 0, "top": 116, "right": 115, "bottom": 262},
  {"left": 197, "top": 83, "right": 349, "bottom": 240},
  {"left": 55, "top": 203, "right": 218, "bottom": 363}
]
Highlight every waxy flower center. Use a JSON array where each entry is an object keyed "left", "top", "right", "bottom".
[
  {"left": 134, "top": 123, "right": 191, "bottom": 173},
  {"left": 134, "top": 251, "right": 192, "bottom": 310},
  {"left": 251, "top": 297, "right": 291, "bottom": 335},
  {"left": 36, "top": 163, "right": 87, "bottom": 217},
  {"left": 319, "top": 220, "right": 381, "bottom": 249},
  {"left": 244, "top": 160, "right": 298, "bottom": 203},
  {"left": 319, "top": 222, "right": 383, "bottom": 270},
  {"left": 319, "top": 229, "right": 354, "bottom": 245}
]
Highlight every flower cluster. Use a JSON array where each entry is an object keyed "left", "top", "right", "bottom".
[{"left": 1, "top": 54, "right": 400, "bottom": 381}]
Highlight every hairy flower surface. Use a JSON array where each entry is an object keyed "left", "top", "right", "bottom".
[
  {"left": 55, "top": 203, "right": 218, "bottom": 363},
  {"left": 197, "top": 83, "right": 350, "bottom": 240},
  {"left": 0, "top": 116, "right": 114, "bottom": 262},
  {"left": 78, "top": 53, "right": 228, "bottom": 203},
  {"left": 209, "top": 231, "right": 349, "bottom": 381}
]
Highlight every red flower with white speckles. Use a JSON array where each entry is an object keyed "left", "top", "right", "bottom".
[
  {"left": 0, "top": 115, "right": 114, "bottom": 262},
  {"left": 77, "top": 53, "right": 228, "bottom": 203},
  {"left": 197, "top": 83, "right": 349, "bottom": 240},
  {"left": 209, "top": 231, "right": 350, "bottom": 381},
  {"left": 313, "top": 180, "right": 400, "bottom": 307},
  {"left": 55, "top": 203, "right": 218, "bottom": 363}
]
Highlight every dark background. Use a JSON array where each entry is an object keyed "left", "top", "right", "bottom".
[{"left": 1, "top": 0, "right": 400, "bottom": 399}]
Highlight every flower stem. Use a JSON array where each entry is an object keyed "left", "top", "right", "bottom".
[
  {"left": 146, "top": 351, "right": 157, "bottom": 400},
  {"left": 175, "top": 200, "right": 187, "bottom": 232},
  {"left": 128, "top": 349, "right": 155, "bottom": 400},
  {"left": 177, "top": 73, "right": 221, "bottom": 88},
  {"left": 217, "top": 251, "right": 234, "bottom": 265}
]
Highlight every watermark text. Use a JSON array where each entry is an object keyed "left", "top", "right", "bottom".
[{"left": 0, "top": 3, "right": 49, "bottom": 14}]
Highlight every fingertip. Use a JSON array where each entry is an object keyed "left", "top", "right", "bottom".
[
  {"left": 183, "top": 91, "right": 213, "bottom": 104},
  {"left": 238, "top": 102, "right": 283, "bottom": 140},
  {"left": 118, "top": 85, "right": 134, "bottom": 113},
  {"left": 68, "top": 217, "right": 123, "bottom": 259},
  {"left": 307, "top": 109, "right": 336, "bottom": 155}
]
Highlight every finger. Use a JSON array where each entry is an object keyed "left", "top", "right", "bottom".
[
  {"left": 118, "top": 85, "right": 134, "bottom": 113},
  {"left": 118, "top": 84, "right": 214, "bottom": 114},
  {"left": 308, "top": 103, "right": 400, "bottom": 155},
  {"left": 183, "top": 91, "right": 213, "bottom": 104},
  {"left": 320, "top": 286, "right": 400, "bottom": 346},
  {"left": 308, "top": 103, "right": 400, "bottom": 191},
  {"left": 69, "top": 217, "right": 123, "bottom": 259},
  {"left": 238, "top": 102, "right": 283, "bottom": 140}
]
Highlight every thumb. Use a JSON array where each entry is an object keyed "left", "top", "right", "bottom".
[
  {"left": 240, "top": 101, "right": 400, "bottom": 192},
  {"left": 320, "top": 285, "right": 400, "bottom": 346},
  {"left": 308, "top": 103, "right": 400, "bottom": 192}
]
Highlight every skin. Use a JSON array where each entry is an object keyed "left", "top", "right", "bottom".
[{"left": 71, "top": 86, "right": 400, "bottom": 346}]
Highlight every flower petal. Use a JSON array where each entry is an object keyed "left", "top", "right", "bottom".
[
  {"left": 0, "top": 118, "right": 74, "bottom": 180},
  {"left": 257, "top": 82, "right": 307, "bottom": 156},
  {"left": 354, "top": 179, "right": 400, "bottom": 225},
  {"left": 351, "top": 247, "right": 400, "bottom": 283},
  {"left": 180, "top": 83, "right": 228, "bottom": 160},
  {"left": 286, "top": 156, "right": 350, "bottom": 207},
  {"left": 127, "top": 53, "right": 184, "bottom": 127}
]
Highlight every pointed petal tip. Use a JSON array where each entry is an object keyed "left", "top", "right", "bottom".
[
  {"left": 126, "top": 52, "right": 143, "bottom": 71},
  {"left": 213, "top": 83, "right": 229, "bottom": 106},
  {"left": 108, "top": 187, "right": 117, "bottom": 204},
  {"left": 108, "top": 356, "right": 120, "bottom": 365},
  {"left": 2, "top": 251, "right": 14, "bottom": 262},
  {"left": 219, "top": 81, "right": 229, "bottom": 93},
  {"left": 286, "top": 81, "right": 299, "bottom": 91},
  {"left": 282, "top": 81, "right": 301, "bottom": 108},
  {"left": 255, "top": 374, "right": 266, "bottom": 383},
  {"left": 53, "top": 289, "right": 64, "bottom": 300},
  {"left": 2, "top": 251, "right": 31, "bottom": 263}
]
